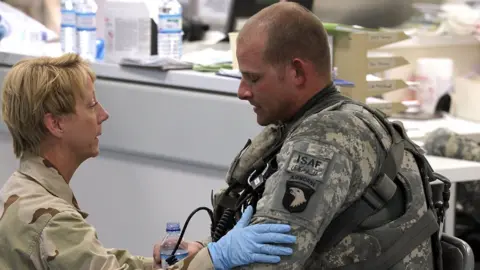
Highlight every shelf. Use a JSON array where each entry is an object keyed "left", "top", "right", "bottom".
[{"left": 380, "top": 34, "right": 479, "bottom": 49}]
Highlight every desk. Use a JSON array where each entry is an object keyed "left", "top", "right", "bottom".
[
  {"left": 0, "top": 51, "right": 260, "bottom": 170},
  {"left": 427, "top": 155, "right": 480, "bottom": 235},
  {"left": 392, "top": 115, "right": 480, "bottom": 235}
]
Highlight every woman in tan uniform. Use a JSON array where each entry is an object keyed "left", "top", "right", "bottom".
[{"left": 0, "top": 53, "right": 296, "bottom": 270}]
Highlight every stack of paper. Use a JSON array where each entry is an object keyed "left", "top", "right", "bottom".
[{"left": 119, "top": 55, "right": 193, "bottom": 71}]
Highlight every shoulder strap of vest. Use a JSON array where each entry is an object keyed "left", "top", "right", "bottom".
[
  {"left": 314, "top": 105, "right": 446, "bottom": 270},
  {"left": 369, "top": 109, "right": 446, "bottom": 270},
  {"left": 315, "top": 108, "right": 406, "bottom": 252}
]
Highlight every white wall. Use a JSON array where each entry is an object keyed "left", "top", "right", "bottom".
[{"left": 0, "top": 131, "right": 227, "bottom": 257}]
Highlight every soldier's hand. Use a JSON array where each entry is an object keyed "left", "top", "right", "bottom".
[{"left": 153, "top": 240, "right": 203, "bottom": 268}]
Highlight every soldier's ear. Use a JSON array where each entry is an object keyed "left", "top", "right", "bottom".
[{"left": 288, "top": 58, "right": 307, "bottom": 87}]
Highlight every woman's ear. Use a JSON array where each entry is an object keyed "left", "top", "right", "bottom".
[{"left": 43, "top": 113, "right": 65, "bottom": 138}]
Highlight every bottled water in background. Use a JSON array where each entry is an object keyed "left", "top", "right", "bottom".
[
  {"left": 60, "top": 0, "right": 76, "bottom": 53},
  {"left": 157, "top": 0, "right": 183, "bottom": 59},
  {"left": 0, "top": 15, "right": 10, "bottom": 40},
  {"left": 160, "top": 222, "right": 188, "bottom": 269},
  {"left": 76, "top": 0, "right": 97, "bottom": 61}
]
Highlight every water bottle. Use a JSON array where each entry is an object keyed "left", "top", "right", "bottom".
[
  {"left": 76, "top": 0, "right": 97, "bottom": 61},
  {"left": 60, "top": 0, "right": 77, "bottom": 53},
  {"left": 0, "top": 14, "right": 11, "bottom": 41},
  {"left": 157, "top": 0, "right": 183, "bottom": 59},
  {"left": 160, "top": 222, "right": 188, "bottom": 269}
]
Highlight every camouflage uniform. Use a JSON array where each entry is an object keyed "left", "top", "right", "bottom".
[
  {"left": 423, "top": 128, "right": 480, "bottom": 161},
  {"left": 424, "top": 128, "right": 480, "bottom": 223},
  {"left": 216, "top": 88, "right": 435, "bottom": 269},
  {"left": 0, "top": 154, "right": 214, "bottom": 270}
]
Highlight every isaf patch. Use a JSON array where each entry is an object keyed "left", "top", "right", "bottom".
[
  {"left": 281, "top": 150, "right": 330, "bottom": 213},
  {"left": 282, "top": 181, "right": 315, "bottom": 213},
  {"left": 286, "top": 150, "right": 328, "bottom": 182}
]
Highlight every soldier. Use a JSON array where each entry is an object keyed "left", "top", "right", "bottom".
[
  {"left": 0, "top": 53, "right": 296, "bottom": 269},
  {"left": 172, "top": 2, "right": 444, "bottom": 269}
]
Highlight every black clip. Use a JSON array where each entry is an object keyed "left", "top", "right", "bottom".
[
  {"left": 248, "top": 174, "right": 265, "bottom": 191},
  {"left": 432, "top": 172, "right": 451, "bottom": 225}
]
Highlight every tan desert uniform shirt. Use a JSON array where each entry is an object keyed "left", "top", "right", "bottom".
[{"left": 0, "top": 154, "right": 214, "bottom": 270}]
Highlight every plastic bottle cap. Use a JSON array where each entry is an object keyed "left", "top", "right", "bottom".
[{"left": 166, "top": 222, "right": 181, "bottom": 232}]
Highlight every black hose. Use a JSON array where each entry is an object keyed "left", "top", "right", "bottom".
[{"left": 165, "top": 207, "right": 214, "bottom": 266}]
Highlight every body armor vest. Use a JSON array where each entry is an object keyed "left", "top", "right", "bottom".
[{"left": 212, "top": 84, "right": 451, "bottom": 269}]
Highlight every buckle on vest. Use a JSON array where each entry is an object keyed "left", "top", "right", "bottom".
[
  {"left": 248, "top": 174, "right": 265, "bottom": 191},
  {"left": 432, "top": 172, "right": 451, "bottom": 226},
  {"left": 363, "top": 173, "right": 397, "bottom": 210}
]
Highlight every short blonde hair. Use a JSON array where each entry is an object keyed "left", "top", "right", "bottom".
[{"left": 1, "top": 53, "right": 96, "bottom": 158}]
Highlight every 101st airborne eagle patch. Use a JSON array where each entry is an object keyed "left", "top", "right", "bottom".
[
  {"left": 282, "top": 150, "right": 328, "bottom": 213},
  {"left": 282, "top": 181, "right": 315, "bottom": 213}
]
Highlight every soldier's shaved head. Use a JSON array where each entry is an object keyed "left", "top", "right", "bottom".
[{"left": 237, "top": 2, "right": 331, "bottom": 78}]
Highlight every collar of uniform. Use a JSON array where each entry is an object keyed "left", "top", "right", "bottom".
[
  {"left": 17, "top": 154, "right": 89, "bottom": 218},
  {"left": 284, "top": 82, "right": 340, "bottom": 126}
]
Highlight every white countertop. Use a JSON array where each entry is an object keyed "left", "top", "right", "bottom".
[
  {"left": 427, "top": 155, "right": 480, "bottom": 183},
  {"left": 0, "top": 49, "right": 241, "bottom": 96},
  {"left": 392, "top": 114, "right": 480, "bottom": 142}
]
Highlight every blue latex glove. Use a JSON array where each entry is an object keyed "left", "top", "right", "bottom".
[{"left": 207, "top": 206, "right": 296, "bottom": 269}]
